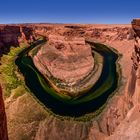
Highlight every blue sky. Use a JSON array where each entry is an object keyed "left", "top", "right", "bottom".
[{"left": 0, "top": 0, "right": 139, "bottom": 24}]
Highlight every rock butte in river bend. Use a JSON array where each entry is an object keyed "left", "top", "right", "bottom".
[
  {"left": 33, "top": 35, "right": 95, "bottom": 95},
  {"left": 1, "top": 20, "right": 140, "bottom": 140}
]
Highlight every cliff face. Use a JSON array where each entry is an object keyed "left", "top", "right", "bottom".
[
  {"left": 97, "top": 19, "right": 140, "bottom": 140},
  {"left": 127, "top": 19, "right": 140, "bottom": 104},
  {"left": 0, "top": 86, "right": 8, "bottom": 140},
  {"left": 0, "top": 25, "right": 35, "bottom": 56}
]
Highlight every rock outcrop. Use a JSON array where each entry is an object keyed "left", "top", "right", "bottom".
[
  {"left": 0, "top": 25, "right": 36, "bottom": 56},
  {"left": 33, "top": 35, "right": 95, "bottom": 95},
  {"left": 35, "top": 35, "right": 94, "bottom": 83},
  {"left": 128, "top": 19, "right": 140, "bottom": 105},
  {"left": 0, "top": 86, "right": 8, "bottom": 140},
  {"left": 35, "top": 116, "right": 90, "bottom": 140}
]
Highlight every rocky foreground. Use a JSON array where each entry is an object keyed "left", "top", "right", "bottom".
[{"left": 0, "top": 21, "right": 140, "bottom": 140}]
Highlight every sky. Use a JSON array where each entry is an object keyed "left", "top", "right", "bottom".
[{"left": 0, "top": 0, "right": 139, "bottom": 24}]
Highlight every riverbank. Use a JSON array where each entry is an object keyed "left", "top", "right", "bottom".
[{"left": 14, "top": 39, "right": 121, "bottom": 120}]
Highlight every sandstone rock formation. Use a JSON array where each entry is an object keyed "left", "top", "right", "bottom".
[
  {"left": 35, "top": 116, "right": 90, "bottom": 140},
  {"left": 0, "top": 25, "right": 35, "bottom": 56},
  {"left": 35, "top": 35, "right": 94, "bottom": 83},
  {"left": 33, "top": 35, "right": 95, "bottom": 95},
  {"left": 93, "top": 18, "right": 140, "bottom": 140},
  {"left": 0, "top": 86, "right": 8, "bottom": 140}
]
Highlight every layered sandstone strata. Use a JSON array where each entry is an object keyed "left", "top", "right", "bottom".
[
  {"left": 33, "top": 35, "right": 96, "bottom": 96},
  {"left": 0, "top": 25, "right": 36, "bottom": 56}
]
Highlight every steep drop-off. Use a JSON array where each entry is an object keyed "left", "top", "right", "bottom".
[
  {"left": 0, "top": 25, "right": 36, "bottom": 56},
  {"left": 95, "top": 18, "right": 140, "bottom": 140},
  {"left": 0, "top": 86, "right": 8, "bottom": 140}
]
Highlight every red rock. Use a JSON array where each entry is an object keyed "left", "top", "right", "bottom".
[
  {"left": 33, "top": 35, "right": 95, "bottom": 95},
  {"left": 43, "top": 35, "right": 94, "bottom": 83},
  {"left": 0, "top": 86, "right": 8, "bottom": 140}
]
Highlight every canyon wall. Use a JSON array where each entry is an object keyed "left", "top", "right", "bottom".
[
  {"left": 0, "top": 25, "right": 36, "bottom": 56},
  {"left": 131, "top": 19, "right": 140, "bottom": 103},
  {"left": 0, "top": 23, "right": 136, "bottom": 140},
  {"left": 96, "top": 19, "right": 140, "bottom": 140},
  {"left": 0, "top": 86, "right": 8, "bottom": 140}
]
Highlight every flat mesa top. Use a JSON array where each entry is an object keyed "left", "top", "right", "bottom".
[{"left": 35, "top": 35, "right": 94, "bottom": 84}]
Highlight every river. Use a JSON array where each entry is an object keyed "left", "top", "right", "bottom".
[{"left": 15, "top": 40, "right": 120, "bottom": 117}]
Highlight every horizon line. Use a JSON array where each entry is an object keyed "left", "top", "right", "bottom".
[{"left": 0, "top": 22, "right": 131, "bottom": 25}]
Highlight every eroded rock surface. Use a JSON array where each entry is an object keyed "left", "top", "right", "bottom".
[
  {"left": 98, "top": 18, "right": 140, "bottom": 140},
  {"left": 33, "top": 35, "right": 95, "bottom": 95},
  {"left": 35, "top": 35, "right": 94, "bottom": 83},
  {"left": 35, "top": 116, "right": 90, "bottom": 140},
  {"left": 0, "top": 25, "right": 35, "bottom": 56},
  {"left": 0, "top": 87, "right": 8, "bottom": 140}
]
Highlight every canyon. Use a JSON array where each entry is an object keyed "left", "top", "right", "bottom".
[{"left": 0, "top": 20, "right": 139, "bottom": 140}]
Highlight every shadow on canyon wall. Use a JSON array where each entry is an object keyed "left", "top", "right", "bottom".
[
  {"left": 0, "top": 86, "right": 8, "bottom": 140},
  {"left": 0, "top": 25, "right": 35, "bottom": 57}
]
